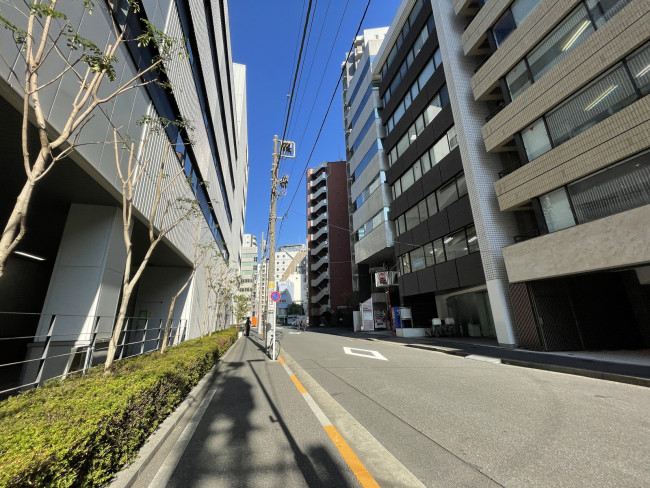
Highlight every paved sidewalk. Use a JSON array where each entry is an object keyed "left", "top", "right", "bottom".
[
  {"left": 307, "top": 326, "right": 650, "bottom": 386},
  {"left": 122, "top": 333, "right": 361, "bottom": 488}
]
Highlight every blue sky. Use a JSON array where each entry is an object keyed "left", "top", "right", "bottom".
[{"left": 229, "top": 0, "right": 397, "bottom": 249}]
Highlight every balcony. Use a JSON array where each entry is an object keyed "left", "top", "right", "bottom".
[
  {"left": 310, "top": 212, "right": 328, "bottom": 229},
  {"left": 311, "top": 225, "right": 328, "bottom": 242},
  {"left": 309, "top": 185, "right": 327, "bottom": 203},
  {"left": 310, "top": 171, "right": 327, "bottom": 188},
  {"left": 310, "top": 198, "right": 327, "bottom": 216}
]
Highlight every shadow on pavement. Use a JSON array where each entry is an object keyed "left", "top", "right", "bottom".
[{"left": 165, "top": 340, "right": 354, "bottom": 487}]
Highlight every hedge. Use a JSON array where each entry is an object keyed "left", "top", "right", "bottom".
[{"left": 0, "top": 328, "right": 239, "bottom": 488}]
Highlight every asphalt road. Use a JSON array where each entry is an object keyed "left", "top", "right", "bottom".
[{"left": 281, "top": 328, "right": 650, "bottom": 488}]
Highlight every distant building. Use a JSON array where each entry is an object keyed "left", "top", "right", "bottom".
[
  {"left": 238, "top": 234, "right": 258, "bottom": 317},
  {"left": 306, "top": 161, "right": 353, "bottom": 325},
  {"left": 342, "top": 27, "right": 396, "bottom": 325}
]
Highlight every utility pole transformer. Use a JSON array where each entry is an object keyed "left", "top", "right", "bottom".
[{"left": 263, "top": 135, "right": 294, "bottom": 360}]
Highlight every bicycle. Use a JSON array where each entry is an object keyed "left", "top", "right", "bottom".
[{"left": 266, "top": 328, "right": 282, "bottom": 360}]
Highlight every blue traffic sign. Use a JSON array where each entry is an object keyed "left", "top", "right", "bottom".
[{"left": 270, "top": 291, "right": 281, "bottom": 302}]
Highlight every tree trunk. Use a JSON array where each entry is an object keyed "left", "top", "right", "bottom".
[
  {"left": 160, "top": 295, "right": 177, "bottom": 354},
  {"left": 105, "top": 285, "right": 133, "bottom": 371},
  {"left": 0, "top": 178, "right": 36, "bottom": 277}
]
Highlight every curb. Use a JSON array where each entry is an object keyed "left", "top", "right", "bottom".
[
  {"left": 109, "top": 336, "right": 242, "bottom": 488},
  {"left": 405, "top": 344, "right": 650, "bottom": 388}
]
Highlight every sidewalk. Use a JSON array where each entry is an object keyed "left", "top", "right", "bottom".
[
  {"left": 307, "top": 326, "right": 650, "bottom": 387},
  {"left": 115, "top": 332, "right": 361, "bottom": 488}
]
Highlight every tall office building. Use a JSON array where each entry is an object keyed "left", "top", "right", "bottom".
[
  {"left": 306, "top": 161, "right": 353, "bottom": 325},
  {"left": 342, "top": 28, "right": 398, "bottom": 319},
  {"left": 455, "top": 0, "right": 650, "bottom": 350},
  {"left": 239, "top": 234, "right": 258, "bottom": 317},
  {"left": 0, "top": 0, "right": 248, "bottom": 388},
  {"left": 374, "top": 0, "right": 518, "bottom": 344}
]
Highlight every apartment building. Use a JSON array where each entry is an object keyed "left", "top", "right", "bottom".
[
  {"left": 342, "top": 28, "right": 400, "bottom": 321},
  {"left": 455, "top": 0, "right": 650, "bottom": 350},
  {"left": 0, "top": 0, "right": 248, "bottom": 389},
  {"left": 239, "top": 234, "right": 258, "bottom": 317},
  {"left": 306, "top": 161, "right": 353, "bottom": 325}
]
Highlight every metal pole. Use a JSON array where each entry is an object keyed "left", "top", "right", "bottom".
[{"left": 268, "top": 135, "right": 280, "bottom": 360}]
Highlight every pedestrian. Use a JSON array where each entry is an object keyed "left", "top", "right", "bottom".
[{"left": 245, "top": 317, "right": 251, "bottom": 337}]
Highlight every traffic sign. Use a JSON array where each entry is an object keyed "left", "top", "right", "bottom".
[{"left": 270, "top": 291, "right": 281, "bottom": 302}]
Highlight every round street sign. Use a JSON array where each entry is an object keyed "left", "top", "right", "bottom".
[{"left": 270, "top": 291, "right": 281, "bottom": 302}]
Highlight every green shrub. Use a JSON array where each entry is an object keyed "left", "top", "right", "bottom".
[{"left": 0, "top": 328, "right": 238, "bottom": 488}]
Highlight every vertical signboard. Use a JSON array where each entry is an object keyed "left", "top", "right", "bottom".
[{"left": 361, "top": 298, "right": 374, "bottom": 331}]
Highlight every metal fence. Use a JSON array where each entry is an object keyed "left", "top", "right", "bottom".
[{"left": 0, "top": 312, "right": 188, "bottom": 399}]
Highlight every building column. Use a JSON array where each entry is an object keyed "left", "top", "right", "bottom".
[
  {"left": 431, "top": 0, "right": 520, "bottom": 347},
  {"left": 22, "top": 204, "right": 127, "bottom": 383}
]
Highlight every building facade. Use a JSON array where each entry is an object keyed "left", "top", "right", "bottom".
[
  {"left": 306, "top": 161, "right": 353, "bottom": 325},
  {"left": 239, "top": 234, "right": 258, "bottom": 317},
  {"left": 374, "top": 0, "right": 517, "bottom": 343},
  {"left": 0, "top": 0, "right": 248, "bottom": 390},
  {"left": 455, "top": 0, "right": 650, "bottom": 350},
  {"left": 342, "top": 28, "right": 399, "bottom": 322}
]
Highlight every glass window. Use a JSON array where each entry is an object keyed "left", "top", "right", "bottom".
[
  {"left": 410, "top": 247, "right": 426, "bottom": 271},
  {"left": 493, "top": 9, "right": 516, "bottom": 46},
  {"left": 457, "top": 173, "right": 468, "bottom": 197},
  {"left": 540, "top": 187, "right": 576, "bottom": 232},
  {"left": 404, "top": 90, "right": 412, "bottom": 108},
  {"left": 506, "top": 59, "right": 532, "bottom": 100},
  {"left": 546, "top": 64, "right": 637, "bottom": 147},
  {"left": 426, "top": 192, "right": 438, "bottom": 216},
  {"left": 419, "top": 59, "right": 435, "bottom": 87},
  {"left": 448, "top": 126, "right": 458, "bottom": 150},
  {"left": 401, "top": 168, "right": 415, "bottom": 191},
  {"left": 397, "top": 214, "right": 406, "bottom": 235},
  {"left": 433, "top": 238, "right": 445, "bottom": 263},
  {"left": 401, "top": 254, "right": 411, "bottom": 274},
  {"left": 421, "top": 151, "right": 432, "bottom": 173},
  {"left": 394, "top": 103, "right": 406, "bottom": 128},
  {"left": 413, "top": 160, "right": 422, "bottom": 181},
  {"left": 433, "top": 49, "right": 442, "bottom": 68},
  {"left": 415, "top": 115, "right": 425, "bottom": 136},
  {"left": 424, "top": 243, "right": 435, "bottom": 267},
  {"left": 408, "top": 123, "right": 417, "bottom": 143},
  {"left": 405, "top": 206, "right": 420, "bottom": 230},
  {"left": 512, "top": 0, "right": 540, "bottom": 25},
  {"left": 444, "top": 229, "right": 469, "bottom": 261},
  {"left": 397, "top": 133, "right": 409, "bottom": 157},
  {"left": 437, "top": 180, "right": 458, "bottom": 210},
  {"left": 586, "top": 0, "right": 630, "bottom": 29},
  {"left": 521, "top": 118, "right": 552, "bottom": 161},
  {"left": 418, "top": 200, "right": 428, "bottom": 222},
  {"left": 394, "top": 179, "right": 402, "bottom": 198},
  {"left": 567, "top": 152, "right": 650, "bottom": 224},
  {"left": 466, "top": 225, "right": 479, "bottom": 253},
  {"left": 433, "top": 136, "right": 450, "bottom": 164},
  {"left": 627, "top": 42, "right": 650, "bottom": 96},
  {"left": 528, "top": 7, "right": 593, "bottom": 83},
  {"left": 390, "top": 147, "right": 397, "bottom": 166},
  {"left": 411, "top": 84, "right": 419, "bottom": 102},
  {"left": 407, "top": 50, "right": 414, "bottom": 69}
]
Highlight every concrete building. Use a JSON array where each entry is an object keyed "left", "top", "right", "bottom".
[
  {"left": 455, "top": 0, "right": 650, "bottom": 350},
  {"left": 238, "top": 234, "right": 258, "bottom": 317},
  {"left": 374, "top": 0, "right": 516, "bottom": 343},
  {"left": 342, "top": 27, "right": 398, "bottom": 323},
  {"left": 306, "top": 161, "right": 353, "bottom": 325},
  {"left": 0, "top": 0, "right": 248, "bottom": 390}
]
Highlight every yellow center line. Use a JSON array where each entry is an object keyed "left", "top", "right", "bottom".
[
  {"left": 282, "top": 355, "right": 381, "bottom": 487},
  {"left": 324, "top": 425, "right": 381, "bottom": 488}
]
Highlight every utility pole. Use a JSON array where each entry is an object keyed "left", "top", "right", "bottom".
[{"left": 264, "top": 135, "right": 294, "bottom": 360}]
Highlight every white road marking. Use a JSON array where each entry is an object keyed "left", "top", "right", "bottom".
[
  {"left": 289, "top": 332, "right": 301, "bottom": 335},
  {"left": 343, "top": 347, "right": 388, "bottom": 361},
  {"left": 466, "top": 354, "right": 501, "bottom": 364}
]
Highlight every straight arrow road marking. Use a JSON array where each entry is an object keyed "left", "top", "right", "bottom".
[{"left": 343, "top": 347, "right": 388, "bottom": 361}]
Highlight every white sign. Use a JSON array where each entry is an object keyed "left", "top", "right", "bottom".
[
  {"left": 343, "top": 347, "right": 388, "bottom": 361},
  {"left": 360, "top": 298, "right": 374, "bottom": 331}
]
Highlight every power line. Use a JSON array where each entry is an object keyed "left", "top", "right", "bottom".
[{"left": 278, "top": 0, "right": 373, "bottom": 241}]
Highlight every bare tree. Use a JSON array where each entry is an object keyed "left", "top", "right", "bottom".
[
  {"left": 0, "top": 0, "right": 184, "bottom": 277},
  {"left": 104, "top": 122, "right": 199, "bottom": 371}
]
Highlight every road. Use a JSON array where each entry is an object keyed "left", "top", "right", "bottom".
[
  {"left": 128, "top": 329, "right": 650, "bottom": 488},
  {"left": 281, "top": 328, "right": 650, "bottom": 488}
]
